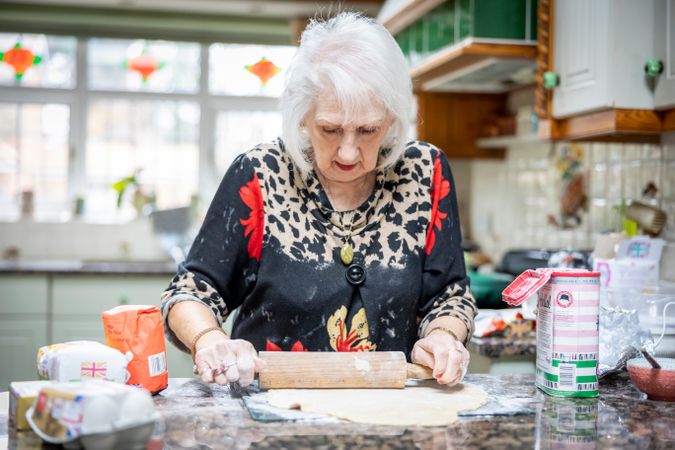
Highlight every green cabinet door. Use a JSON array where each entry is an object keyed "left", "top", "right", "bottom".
[
  {"left": 0, "top": 319, "right": 47, "bottom": 389},
  {"left": 0, "top": 274, "right": 49, "bottom": 388}
]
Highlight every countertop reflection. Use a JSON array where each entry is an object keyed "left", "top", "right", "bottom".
[{"left": 2, "top": 373, "right": 674, "bottom": 449}]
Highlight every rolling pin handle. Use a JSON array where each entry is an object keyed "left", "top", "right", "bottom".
[{"left": 406, "top": 363, "right": 434, "bottom": 380}]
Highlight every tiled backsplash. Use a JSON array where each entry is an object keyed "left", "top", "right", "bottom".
[
  {"left": 468, "top": 135, "right": 675, "bottom": 281},
  {"left": 0, "top": 219, "right": 169, "bottom": 261}
]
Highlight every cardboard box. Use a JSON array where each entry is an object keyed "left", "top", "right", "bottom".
[
  {"left": 593, "top": 236, "right": 665, "bottom": 290},
  {"left": 9, "top": 380, "right": 54, "bottom": 430}
]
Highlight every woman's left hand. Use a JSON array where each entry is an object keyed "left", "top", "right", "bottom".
[{"left": 411, "top": 331, "right": 470, "bottom": 386}]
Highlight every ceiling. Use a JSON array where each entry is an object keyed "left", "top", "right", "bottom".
[
  {"left": 0, "top": 1, "right": 385, "bottom": 44},
  {"left": 12, "top": 0, "right": 385, "bottom": 19}
]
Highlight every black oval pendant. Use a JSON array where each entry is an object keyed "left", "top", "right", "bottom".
[{"left": 345, "top": 263, "right": 366, "bottom": 286}]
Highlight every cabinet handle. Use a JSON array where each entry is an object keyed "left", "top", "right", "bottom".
[
  {"left": 644, "top": 59, "right": 664, "bottom": 77},
  {"left": 543, "top": 71, "right": 559, "bottom": 90}
]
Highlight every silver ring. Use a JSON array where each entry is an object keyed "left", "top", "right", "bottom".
[{"left": 221, "top": 360, "right": 237, "bottom": 369}]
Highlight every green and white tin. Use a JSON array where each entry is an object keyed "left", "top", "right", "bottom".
[{"left": 503, "top": 269, "right": 600, "bottom": 398}]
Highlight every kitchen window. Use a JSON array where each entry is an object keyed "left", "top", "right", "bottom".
[
  {"left": 214, "top": 110, "right": 283, "bottom": 178},
  {"left": 0, "top": 33, "right": 295, "bottom": 223},
  {"left": 87, "top": 38, "right": 201, "bottom": 94},
  {"left": 85, "top": 99, "right": 200, "bottom": 223},
  {"left": 0, "top": 33, "right": 76, "bottom": 89},
  {"left": 209, "top": 43, "right": 295, "bottom": 97},
  {"left": 0, "top": 102, "right": 70, "bottom": 221}
]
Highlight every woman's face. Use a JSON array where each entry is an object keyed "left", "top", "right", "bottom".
[{"left": 304, "top": 94, "right": 392, "bottom": 184}]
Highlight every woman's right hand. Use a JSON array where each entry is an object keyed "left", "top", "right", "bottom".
[{"left": 192, "top": 331, "right": 266, "bottom": 387}]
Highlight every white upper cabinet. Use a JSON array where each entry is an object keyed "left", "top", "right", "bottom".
[
  {"left": 654, "top": 0, "right": 675, "bottom": 109},
  {"left": 553, "top": 0, "right": 611, "bottom": 118},
  {"left": 552, "top": 0, "right": 657, "bottom": 118}
]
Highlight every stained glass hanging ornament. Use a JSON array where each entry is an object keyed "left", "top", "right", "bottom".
[
  {"left": 126, "top": 49, "right": 164, "bottom": 82},
  {"left": 245, "top": 57, "right": 280, "bottom": 86},
  {"left": 0, "top": 42, "right": 42, "bottom": 80}
]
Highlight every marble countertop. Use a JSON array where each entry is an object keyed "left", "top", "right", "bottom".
[
  {"left": 0, "top": 259, "right": 177, "bottom": 274},
  {"left": 2, "top": 373, "right": 674, "bottom": 449},
  {"left": 469, "top": 335, "right": 536, "bottom": 358}
]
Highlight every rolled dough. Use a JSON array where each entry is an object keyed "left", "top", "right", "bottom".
[{"left": 266, "top": 382, "right": 488, "bottom": 426}]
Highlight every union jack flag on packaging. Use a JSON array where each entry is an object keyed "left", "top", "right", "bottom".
[{"left": 80, "top": 361, "right": 107, "bottom": 379}]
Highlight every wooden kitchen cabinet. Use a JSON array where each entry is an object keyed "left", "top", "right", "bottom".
[
  {"left": 0, "top": 274, "right": 49, "bottom": 389},
  {"left": 51, "top": 274, "right": 194, "bottom": 378},
  {"left": 381, "top": 0, "right": 536, "bottom": 157},
  {"left": 416, "top": 91, "right": 507, "bottom": 158},
  {"left": 654, "top": 0, "right": 675, "bottom": 109},
  {"left": 552, "top": 0, "right": 655, "bottom": 118}
]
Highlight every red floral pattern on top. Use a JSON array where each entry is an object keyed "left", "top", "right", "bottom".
[
  {"left": 265, "top": 339, "right": 307, "bottom": 351},
  {"left": 333, "top": 320, "right": 375, "bottom": 352},
  {"left": 425, "top": 154, "right": 451, "bottom": 255},
  {"left": 327, "top": 306, "right": 376, "bottom": 352},
  {"left": 239, "top": 174, "right": 264, "bottom": 261}
]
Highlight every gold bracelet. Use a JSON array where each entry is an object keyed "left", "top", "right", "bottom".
[
  {"left": 190, "top": 326, "right": 227, "bottom": 361},
  {"left": 426, "top": 326, "right": 461, "bottom": 343}
]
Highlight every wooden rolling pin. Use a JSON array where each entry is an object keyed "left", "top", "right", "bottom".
[{"left": 258, "top": 351, "right": 433, "bottom": 389}]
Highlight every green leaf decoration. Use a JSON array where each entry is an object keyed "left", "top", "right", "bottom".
[{"left": 112, "top": 175, "right": 137, "bottom": 208}]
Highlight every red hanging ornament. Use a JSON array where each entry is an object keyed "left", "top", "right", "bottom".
[
  {"left": 126, "top": 51, "right": 163, "bottom": 81},
  {"left": 0, "top": 42, "right": 42, "bottom": 80},
  {"left": 245, "top": 57, "right": 280, "bottom": 86}
]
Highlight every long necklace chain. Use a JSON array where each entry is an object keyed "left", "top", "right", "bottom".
[{"left": 308, "top": 172, "right": 375, "bottom": 266}]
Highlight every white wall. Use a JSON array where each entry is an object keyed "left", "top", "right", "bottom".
[{"left": 447, "top": 159, "right": 472, "bottom": 239}]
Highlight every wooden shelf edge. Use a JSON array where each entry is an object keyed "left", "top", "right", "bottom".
[
  {"left": 380, "top": 0, "right": 445, "bottom": 35},
  {"left": 443, "top": 148, "right": 506, "bottom": 159},
  {"left": 410, "top": 39, "right": 537, "bottom": 90},
  {"left": 539, "top": 108, "right": 665, "bottom": 143},
  {"left": 477, "top": 133, "right": 542, "bottom": 148},
  {"left": 663, "top": 109, "right": 675, "bottom": 131}
]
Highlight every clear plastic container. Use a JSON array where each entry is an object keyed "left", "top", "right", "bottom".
[
  {"left": 26, "top": 380, "right": 159, "bottom": 450},
  {"left": 601, "top": 285, "right": 675, "bottom": 357}
]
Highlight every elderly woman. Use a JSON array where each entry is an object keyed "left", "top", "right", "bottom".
[{"left": 161, "top": 12, "right": 476, "bottom": 388}]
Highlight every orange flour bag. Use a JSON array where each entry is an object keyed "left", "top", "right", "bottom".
[{"left": 102, "top": 305, "right": 168, "bottom": 394}]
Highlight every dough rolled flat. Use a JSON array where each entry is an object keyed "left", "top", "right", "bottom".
[{"left": 267, "top": 382, "right": 488, "bottom": 426}]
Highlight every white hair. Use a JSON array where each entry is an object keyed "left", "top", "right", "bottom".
[{"left": 280, "top": 12, "right": 413, "bottom": 174}]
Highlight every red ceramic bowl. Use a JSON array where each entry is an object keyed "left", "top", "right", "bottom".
[{"left": 627, "top": 357, "right": 675, "bottom": 401}]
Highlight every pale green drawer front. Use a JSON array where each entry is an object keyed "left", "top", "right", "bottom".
[
  {"left": 52, "top": 316, "right": 107, "bottom": 343},
  {"left": 52, "top": 275, "right": 170, "bottom": 315},
  {"left": 0, "top": 274, "right": 49, "bottom": 314},
  {"left": 0, "top": 318, "right": 47, "bottom": 389}
]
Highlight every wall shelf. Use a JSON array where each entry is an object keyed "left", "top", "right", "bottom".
[
  {"left": 410, "top": 38, "right": 537, "bottom": 92},
  {"left": 476, "top": 133, "right": 541, "bottom": 149}
]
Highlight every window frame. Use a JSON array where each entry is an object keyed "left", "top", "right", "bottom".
[{"left": 0, "top": 35, "right": 287, "bottom": 222}]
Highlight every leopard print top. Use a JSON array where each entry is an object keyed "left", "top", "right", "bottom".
[{"left": 161, "top": 138, "right": 476, "bottom": 356}]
